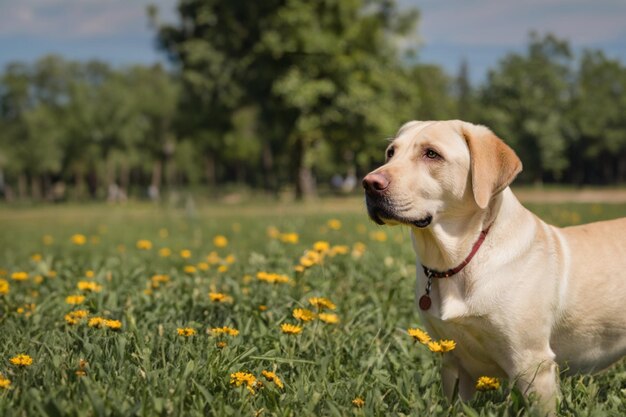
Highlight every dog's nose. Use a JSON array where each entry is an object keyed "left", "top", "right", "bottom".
[{"left": 362, "top": 172, "right": 390, "bottom": 195}]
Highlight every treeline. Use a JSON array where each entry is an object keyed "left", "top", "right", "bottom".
[{"left": 1, "top": 1, "right": 625, "bottom": 202}]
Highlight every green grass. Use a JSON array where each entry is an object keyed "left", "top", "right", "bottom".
[{"left": 0, "top": 200, "right": 625, "bottom": 417}]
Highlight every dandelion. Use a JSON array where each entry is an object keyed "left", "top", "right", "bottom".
[
  {"left": 280, "top": 323, "right": 303, "bottom": 335},
  {"left": 65, "top": 309, "right": 89, "bottom": 325},
  {"left": 31, "top": 253, "right": 42, "bottom": 262},
  {"left": 11, "top": 271, "right": 29, "bottom": 281},
  {"left": 329, "top": 245, "right": 349, "bottom": 256},
  {"left": 370, "top": 231, "right": 387, "bottom": 242},
  {"left": 279, "top": 232, "right": 299, "bottom": 244},
  {"left": 210, "top": 326, "right": 239, "bottom": 336},
  {"left": 71, "top": 234, "right": 87, "bottom": 245},
  {"left": 476, "top": 376, "right": 501, "bottom": 391},
  {"left": 217, "top": 265, "right": 228, "bottom": 273},
  {"left": 308, "top": 297, "right": 336, "bottom": 310},
  {"left": 262, "top": 370, "right": 284, "bottom": 389},
  {"left": 213, "top": 235, "right": 228, "bottom": 248},
  {"left": 216, "top": 341, "right": 227, "bottom": 349},
  {"left": 224, "top": 254, "right": 236, "bottom": 264},
  {"left": 88, "top": 317, "right": 106, "bottom": 328},
  {"left": 180, "top": 249, "right": 192, "bottom": 259},
  {"left": 313, "top": 241, "right": 330, "bottom": 252},
  {"left": 0, "top": 279, "right": 9, "bottom": 295},
  {"left": 207, "top": 252, "right": 221, "bottom": 264},
  {"left": 408, "top": 328, "right": 431, "bottom": 344},
  {"left": 318, "top": 313, "right": 340, "bottom": 324},
  {"left": 293, "top": 308, "right": 317, "bottom": 322},
  {"left": 177, "top": 327, "right": 196, "bottom": 337},
  {"left": 77, "top": 281, "right": 102, "bottom": 292},
  {"left": 230, "top": 372, "right": 260, "bottom": 394},
  {"left": 16, "top": 304, "right": 35, "bottom": 316},
  {"left": 427, "top": 339, "right": 456, "bottom": 353},
  {"left": 183, "top": 265, "right": 197, "bottom": 274},
  {"left": 10, "top": 354, "right": 33, "bottom": 367},
  {"left": 136, "top": 239, "right": 153, "bottom": 250},
  {"left": 209, "top": 292, "right": 232, "bottom": 303},
  {"left": 0, "top": 374, "right": 11, "bottom": 389},
  {"left": 197, "top": 262, "right": 209, "bottom": 271},
  {"left": 258, "top": 305, "right": 268, "bottom": 312},
  {"left": 159, "top": 247, "right": 172, "bottom": 257},
  {"left": 256, "top": 271, "right": 291, "bottom": 284},
  {"left": 85, "top": 270, "right": 95, "bottom": 278},
  {"left": 149, "top": 274, "right": 170, "bottom": 289},
  {"left": 327, "top": 219, "right": 342, "bottom": 230},
  {"left": 352, "top": 242, "right": 366, "bottom": 258},
  {"left": 352, "top": 397, "right": 365, "bottom": 408},
  {"left": 104, "top": 319, "right": 122, "bottom": 330}
]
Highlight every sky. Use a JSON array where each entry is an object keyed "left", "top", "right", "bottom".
[{"left": 0, "top": 0, "right": 625, "bottom": 84}]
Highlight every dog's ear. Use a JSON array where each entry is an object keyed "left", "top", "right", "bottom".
[{"left": 462, "top": 124, "right": 522, "bottom": 209}]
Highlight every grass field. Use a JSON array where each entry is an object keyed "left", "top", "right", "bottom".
[{"left": 0, "top": 198, "right": 625, "bottom": 416}]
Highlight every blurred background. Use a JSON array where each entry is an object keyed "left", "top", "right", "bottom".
[{"left": 1, "top": 0, "right": 625, "bottom": 203}]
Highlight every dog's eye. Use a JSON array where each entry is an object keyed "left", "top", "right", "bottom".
[
  {"left": 425, "top": 149, "right": 440, "bottom": 159},
  {"left": 386, "top": 147, "right": 395, "bottom": 159}
]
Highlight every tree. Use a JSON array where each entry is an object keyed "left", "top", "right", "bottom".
[
  {"left": 152, "top": 0, "right": 419, "bottom": 198},
  {"left": 480, "top": 33, "right": 573, "bottom": 183}
]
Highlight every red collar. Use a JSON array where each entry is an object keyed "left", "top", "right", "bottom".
[{"left": 419, "top": 226, "right": 491, "bottom": 310}]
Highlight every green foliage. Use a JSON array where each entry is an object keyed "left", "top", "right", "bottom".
[{"left": 0, "top": 201, "right": 625, "bottom": 415}]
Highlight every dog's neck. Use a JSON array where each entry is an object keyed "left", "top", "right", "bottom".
[{"left": 410, "top": 190, "right": 510, "bottom": 272}]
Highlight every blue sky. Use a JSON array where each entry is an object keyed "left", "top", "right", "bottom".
[{"left": 0, "top": 0, "right": 625, "bottom": 83}]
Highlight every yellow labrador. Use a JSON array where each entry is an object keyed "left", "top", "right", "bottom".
[{"left": 363, "top": 120, "right": 626, "bottom": 414}]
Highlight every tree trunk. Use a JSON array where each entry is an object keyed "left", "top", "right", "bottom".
[
  {"left": 30, "top": 175, "right": 42, "bottom": 200},
  {"left": 262, "top": 141, "right": 277, "bottom": 195},
  {"left": 205, "top": 155, "right": 216, "bottom": 187},
  {"left": 293, "top": 137, "right": 317, "bottom": 200},
  {"left": 18, "top": 174, "right": 28, "bottom": 200}
]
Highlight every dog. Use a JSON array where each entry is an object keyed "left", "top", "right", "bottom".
[{"left": 363, "top": 120, "right": 626, "bottom": 414}]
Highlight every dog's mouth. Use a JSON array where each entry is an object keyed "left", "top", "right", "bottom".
[{"left": 365, "top": 196, "right": 432, "bottom": 228}]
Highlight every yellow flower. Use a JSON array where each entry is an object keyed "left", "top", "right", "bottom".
[
  {"left": 209, "top": 292, "right": 232, "bottom": 303},
  {"left": 308, "top": 297, "right": 336, "bottom": 310},
  {"left": 10, "top": 354, "right": 33, "bottom": 367},
  {"left": 88, "top": 317, "right": 106, "bottom": 328},
  {"left": 352, "top": 397, "right": 365, "bottom": 408},
  {"left": 150, "top": 274, "right": 170, "bottom": 288},
  {"left": 230, "top": 372, "right": 260, "bottom": 394},
  {"left": 77, "top": 281, "right": 102, "bottom": 292},
  {"left": 352, "top": 242, "right": 366, "bottom": 258},
  {"left": 258, "top": 305, "right": 268, "bottom": 312},
  {"left": 31, "top": 253, "right": 42, "bottom": 262},
  {"left": 216, "top": 341, "right": 227, "bottom": 349},
  {"left": 159, "top": 247, "right": 172, "bottom": 257},
  {"left": 136, "top": 239, "right": 153, "bottom": 250},
  {"left": 65, "top": 310, "right": 89, "bottom": 325},
  {"left": 71, "top": 234, "right": 87, "bottom": 245},
  {"left": 197, "top": 262, "right": 210, "bottom": 271},
  {"left": 213, "top": 235, "right": 228, "bottom": 248},
  {"left": 313, "top": 241, "right": 330, "bottom": 252},
  {"left": 408, "top": 328, "right": 431, "bottom": 344},
  {"left": 104, "top": 319, "right": 122, "bottom": 330},
  {"left": 11, "top": 271, "right": 29, "bottom": 281},
  {"left": 207, "top": 251, "right": 221, "bottom": 264},
  {"left": 294, "top": 265, "right": 305, "bottom": 273},
  {"left": 0, "top": 279, "right": 9, "bottom": 295},
  {"left": 224, "top": 254, "right": 236, "bottom": 264},
  {"left": 256, "top": 271, "right": 291, "bottom": 284},
  {"left": 292, "top": 308, "right": 317, "bottom": 322},
  {"left": 177, "top": 327, "right": 196, "bottom": 337},
  {"left": 217, "top": 265, "right": 228, "bottom": 273},
  {"left": 0, "top": 374, "right": 11, "bottom": 389},
  {"left": 85, "top": 270, "right": 95, "bottom": 278},
  {"left": 476, "top": 376, "right": 501, "bottom": 391},
  {"left": 210, "top": 326, "right": 239, "bottom": 336},
  {"left": 16, "top": 304, "right": 35, "bottom": 316},
  {"left": 329, "top": 245, "right": 349, "bottom": 256},
  {"left": 318, "top": 313, "right": 340, "bottom": 324},
  {"left": 65, "top": 295, "right": 85, "bottom": 305},
  {"left": 279, "top": 232, "right": 299, "bottom": 244},
  {"left": 183, "top": 265, "right": 197, "bottom": 274},
  {"left": 427, "top": 339, "right": 456, "bottom": 353},
  {"left": 370, "top": 231, "right": 387, "bottom": 242},
  {"left": 180, "top": 249, "right": 192, "bottom": 259},
  {"left": 261, "top": 370, "right": 284, "bottom": 389},
  {"left": 280, "top": 323, "right": 303, "bottom": 335},
  {"left": 327, "top": 219, "right": 342, "bottom": 230}
]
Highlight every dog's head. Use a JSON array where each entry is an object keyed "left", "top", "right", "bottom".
[{"left": 363, "top": 120, "right": 522, "bottom": 228}]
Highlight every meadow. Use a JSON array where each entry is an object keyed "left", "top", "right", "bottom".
[{"left": 0, "top": 198, "right": 625, "bottom": 417}]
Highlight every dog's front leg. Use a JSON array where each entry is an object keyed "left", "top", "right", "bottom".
[
  {"left": 441, "top": 356, "right": 460, "bottom": 401},
  {"left": 514, "top": 358, "right": 559, "bottom": 416}
]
